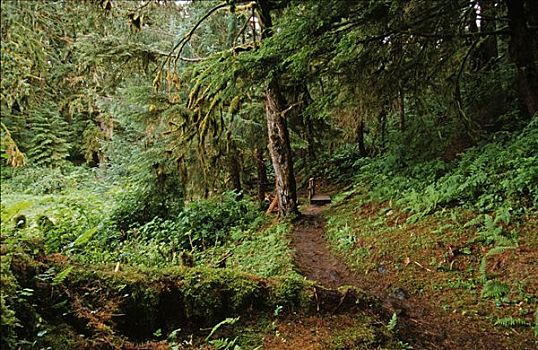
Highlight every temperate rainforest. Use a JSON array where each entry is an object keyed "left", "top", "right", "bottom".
[{"left": 1, "top": 1, "right": 537, "bottom": 349}]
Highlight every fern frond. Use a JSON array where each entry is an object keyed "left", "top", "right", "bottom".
[
  {"left": 486, "top": 246, "right": 516, "bottom": 258},
  {"left": 52, "top": 266, "right": 73, "bottom": 286},
  {"left": 493, "top": 235, "right": 516, "bottom": 247},
  {"left": 494, "top": 317, "right": 529, "bottom": 328},
  {"left": 481, "top": 279, "right": 510, "bottom": 299},
  {"left": 387, "top": 312, "right": 398, "bottom": 332},
  {"left": 464, "top": 214, "right": 483, "bottom": 228}
]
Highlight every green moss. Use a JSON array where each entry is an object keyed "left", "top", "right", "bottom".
[
  {"left": 0, "top": 254, "right": 19, "bottom": 350},
  {"left": 180, "top": 267, "right": 266, "bottom": 323},
  {"left": 40, "top": 324, "right": 80, "bottom": 350},
  {"left": 328, "top": 315, "right": 404, "bottom": 350},
  {"left": 269, "top": 273, "right": 313, "bottom": 312}
]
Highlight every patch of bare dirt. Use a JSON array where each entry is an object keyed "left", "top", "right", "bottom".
[
  {"left": 290, "top": 204, "right": 537, "bottom": 350},
  {"left": 263, "top": 313, "right": 392, "bottom": 350},
  {"left": 263, "top": 315, "right": 336, "bottom": 350}
]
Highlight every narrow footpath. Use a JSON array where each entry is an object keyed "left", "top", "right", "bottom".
[{"left": 290, "top": 204, "right": 535, "bottom": 350}]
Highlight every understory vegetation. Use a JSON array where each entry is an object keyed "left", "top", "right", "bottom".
[
  {"left": 325, "top": 120, "right": 538, "bottom": 339},
  {"left": 1, "top": 0, "right": 537, "bottom": 349}
]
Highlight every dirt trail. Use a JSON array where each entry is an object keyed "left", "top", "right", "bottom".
[
  {"left": 291, "top": 205, "right": 359, "bottom": 289},
  {"left": 291, "top": 204, "right": 535, "bottom": 350}
]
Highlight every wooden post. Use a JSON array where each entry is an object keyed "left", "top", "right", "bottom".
[{"left": 308, "top": 177, "right": 315, "bottom": 202}]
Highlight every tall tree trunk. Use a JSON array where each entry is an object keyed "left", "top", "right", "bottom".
[
  {"left": 258, "top": 0, "right": 298, "bottom": 216},
  {"left": 356, "top": 116, "right": 367, "bottom": 157},
  {"left": 228, "top": 143, "right": 242, "bottom": 198},
  {"left": 398, "top": 87, "right": 405, "bottom": 131},
  {"left": 255, "top": 146, "right": 268, "bottom": 209},
  {"left": 379, "top": 107, "right": 387, "bottom": 152},
  {"left": 507, "top": 0, "right": 538, "bottom": 117},
  {"left": 265, "top": 79, "right": 298, "bottom": 216}
]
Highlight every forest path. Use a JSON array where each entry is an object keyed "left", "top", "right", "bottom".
[
  {"left": 290, "top": 204, "right": 359, "bottom": 289},
  {"left": 290, "top": 203, "right": 531, "bottom": 350}
]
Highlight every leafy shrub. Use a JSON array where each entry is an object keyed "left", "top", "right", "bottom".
[
  {"left": 76, "top": 192, "right": 263, "bottom": 267},
  {"left": 306, "top": 144, "right": 367, "bottom": 185},
  {"left": 175, "top": 192, "right": 260, "bottom": 250},
  {"left": 1, "top": 190, "right": 109, "bottom": 255},
  {"left": 109, "top": 146, "right": 184, "bottom": 232}
]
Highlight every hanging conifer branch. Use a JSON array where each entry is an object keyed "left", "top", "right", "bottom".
[
  {"left": 163, "top": 1, "right": 257, "bottom": 70},
  {"left": 1, "top": 122, "right": 26, "bottom": 168}
]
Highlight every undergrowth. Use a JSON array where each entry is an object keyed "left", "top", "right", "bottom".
[
  {"left": 0, "top": 176, "right": 303, "bottom": 349},
  {"left": 325, "top": 121, "right": 538, "bottom": 336}
]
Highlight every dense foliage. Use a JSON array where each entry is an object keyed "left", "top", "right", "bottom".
[{"left": 1, "top": 0, "right": 537, "bottom": 348}]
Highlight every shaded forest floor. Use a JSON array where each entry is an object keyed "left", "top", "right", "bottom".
[
  {"left": 289, "top": 202, "right": 536, "bottom": 350},
  {"left": 2, "top": 179, "right": 536, "bottom": 349}
]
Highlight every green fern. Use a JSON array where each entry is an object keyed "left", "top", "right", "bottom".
[
  {"left": 52, "top": 266, "right": 73, "bottom": 286},
  {"left": 494, "top": 206, "right": 512, "bottom": 225},
  {"left": 494, "top": 317, "right": 529, "bottom": 328},
  {"left": 486, "top": 246, "right": 516, "bottom": 258},
  {"left": 463, "top": 214, "right": 483, "bottom": 228},
  {"left": 28, "top": 102, "right": 71, "bottom": 167},
  {"left": 481, "top": 279, "right": 510, "bottom": 300},
  {"left": 387, "top": 312, "right": 398, "bottom": 332}
]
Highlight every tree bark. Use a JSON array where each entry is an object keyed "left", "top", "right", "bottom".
[
  {"left": 265, "top": 79, "right": 298, "bottom": 216},
  {"left": 356, "top": 116, "right": 367, "bottom": 157},
  {"left": 258, "top": 0, "right": 299, "bottom": 216},
  {"left": 378, "top": 107, "right": 387, "bottom": 152},
  {"left": 255, "top": 146, "right": 268, "bottom": 209},
  {"left": 398, "top": 88, "right": 405, "bottom": 131},
  {"left": 228, "top": 143, "right": 242, "bottom": 198},
  {"left": 507, "top": 0, "right": 538, "bottom": 117}
]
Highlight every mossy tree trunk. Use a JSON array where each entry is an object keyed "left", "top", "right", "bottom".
[
  {"left": 255, "top": 146, "right": 268, "bottom": 209},
  {"left": 258, "top": 0, "right": 299, "bottom": 216},
  {"left": 228, "top": 142, "right": 242, "bottom": 198},
  {"left": 265, "top": 79, "right": 298, "bottom": 216}
]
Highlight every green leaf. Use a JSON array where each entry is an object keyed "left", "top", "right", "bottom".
[
  {"left": 205, "top": 317, "right": 240, "bottom": 342},
  {"left": 73, "top": 227, "right": 97, "bottom": 246}
]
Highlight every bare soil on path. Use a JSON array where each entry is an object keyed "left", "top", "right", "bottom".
[{"left": 290, "top": 204, "right": 536, "bottom": 350}]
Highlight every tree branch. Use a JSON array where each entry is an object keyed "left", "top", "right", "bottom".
[
  {"left": 161, "top": 2, "right": 228, "bottom": 71},
  {"left": 404, "top": 28, "right": 509, "bottom": 39}
]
